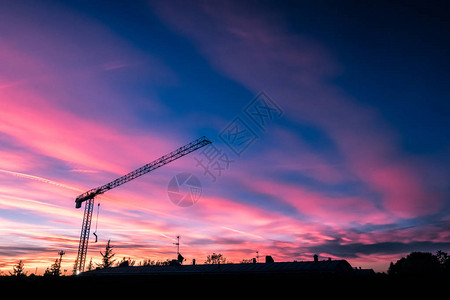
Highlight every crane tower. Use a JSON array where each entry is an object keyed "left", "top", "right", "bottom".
[{"left": 73, "top": 136, "right": 211, "bottom": 274}]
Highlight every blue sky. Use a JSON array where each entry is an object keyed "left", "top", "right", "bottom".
[{"left": 0, "top": 0, "right": 449, "bottom": 273}]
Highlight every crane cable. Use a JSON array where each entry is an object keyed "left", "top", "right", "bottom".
[{"left": 92, "top": 203, "right": 100, "bottom": 243}]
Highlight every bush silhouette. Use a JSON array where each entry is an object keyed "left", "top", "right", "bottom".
[
  {"left": 9, "top": 260, "right": 26, "bottom": 277},
  {"left": 388, "top": 251, "right": 442, "bottom": 276}
]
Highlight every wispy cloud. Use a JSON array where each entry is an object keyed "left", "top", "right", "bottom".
[
  {"left": 0, "top": 169, "right": 84, "bottom": 193},
  {"left": 152, "top": 0, "right": 444, "bottom": 218},
  {"left": 0, "top": 0, "right": 448, "bottom": 274}
]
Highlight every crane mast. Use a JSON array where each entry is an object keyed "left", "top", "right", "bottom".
[{"left": 73, "top": 136, "right": 211, "bottom": 274}]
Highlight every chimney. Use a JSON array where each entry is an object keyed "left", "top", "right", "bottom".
[
  {"left": 192, "top": 259, "right": 196, "bottom": 265},
  {"left": 313, "top": 254, "right": 318, "bottom": 263},
  {"left": 265, "top": 255, "right": 274, "bottom": 263}
]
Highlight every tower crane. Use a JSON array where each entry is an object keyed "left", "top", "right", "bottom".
[{"left": 73, "top": 136, "right": 211, "bottom": 274}]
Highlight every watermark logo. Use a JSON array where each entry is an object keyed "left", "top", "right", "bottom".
[
  {"left": 193, "top": 143, "right": 234, "bottom": 182},
  {"left": 167, "top": 173, "right": 202, "bottom": 207},
  {"left": 167, "top": 91, "right": 282, "bottom": 206},
  {"left": 199, "top": 91, "right": 283, "bottom": 181},
  {"left": 244, "top": 91, "right": 283, "bottom": 131},
  {"left": 219, "top": 116, "right": 258, "bottom": 157}
]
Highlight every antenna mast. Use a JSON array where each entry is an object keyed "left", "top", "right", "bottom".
[{"left": 174, "top": 235, "right": 180, "bottom": 255}]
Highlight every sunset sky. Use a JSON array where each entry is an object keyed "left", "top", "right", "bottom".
[{"left": 1, "top": 0, "right": 450, "bottom": 274}]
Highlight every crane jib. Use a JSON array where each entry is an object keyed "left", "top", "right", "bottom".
[
  {"left": 73, "top": 136, "right": 211, "bottom": 274},
  {"left": 74, "top": 136, "right": 211, "bottom": 208}
]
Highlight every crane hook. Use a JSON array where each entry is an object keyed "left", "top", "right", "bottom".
[{"left": 92, "top": 203, "right": 100, "bottom": 243}]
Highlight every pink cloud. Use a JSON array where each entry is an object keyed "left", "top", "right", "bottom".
[
  {"left": 246, "top": 178, "right": 391, "bottom": 226},
  {"left": 152, "top": 1, "right": 443, "bottom": 218},
  {"left": 0, "top": 3, "right": 179, "bottom": 178},
  {"left": 254, "top": 126, "right": 348, "bottom": 184},
  {"left": 364, "top": 163, "right": 439, "bottom": 217},
  {"left": 0, "top": 15, "right": 183, "bottom": 270},
  {"left": 1, "top": 1, "right": 447, "bottom": 274},
  {"left": 0, "top": 85, "right": 177, "bottom": 175}
]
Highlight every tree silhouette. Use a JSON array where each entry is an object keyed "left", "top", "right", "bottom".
[
  {"left": 388, "top": 251, "right": 442, "bottom": 276},
  {"left": 205, "top": 253, "right": 227, "bottom": 264},
  {"left": 9, "top": 260, "right": 26, "bottom": 277},
  {"left": 140, "top": 259, "right": 156, "bottom": 266},
  {"left": 436, "top": 250, "right": 450, "bottom": 273},
  {"left": 44, "top": 259, "right": 61, "bottom": 276},
  {"left": 98, "top": 239, "right": 116, "bottom": 269},
  {"left": 87, "top": 257, "right": 94, "bottom": 271},
  {"left": 155, "top": 259, "right": 170, "bottom": 266},
  {"left": 117, "top": 257, "right": 136, "bottom": 267}
]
